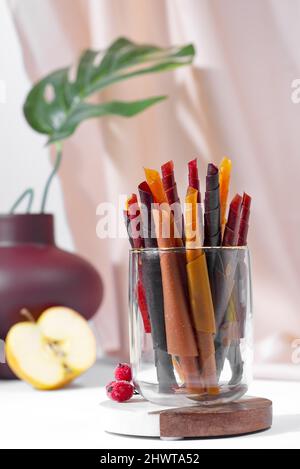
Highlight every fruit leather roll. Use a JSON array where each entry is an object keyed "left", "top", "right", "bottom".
[
  {"left": 188, "top": 158, "right": 204, "bottom": 242},
  {"left": 144, "top": 167, "right": 182, "bottom": 245},
  {"left": 203, "top": 163, "right": 221, "bottom": 247},
  {"left": 203, "top": 164, "right": 222, "bottom": 304},
  {"left": 226, "top": 271, "right": 245, "bottom": 386},
  {"left": 219, "top": 157, "right": 232, "bottom": 233},
  {"left": 215, "top": 294, "right": 240, "bottom": 380},
  {"left": 161, "top": 160, "right": 185, "bottom": 242},
  {"left": 138, "top": 181, "right": 158, "bottom": 246},
  {"left": 125, "top": 194, "right": 143, "bottom": 247},
  {"left": 140, "top": 249, "right": 177, "bottom": 391},
  {"left": 138, "top": 182, "right": 176, "bottom": 391},
  {"left": 139, "top": 252, "right": 165, "bottom": 352},
  {"left": 236, "top": 193, "right": 251, "bottom": 339},
  {"left": 144, "top": 168, "right": 168, "bottom": 205},
  {"left": 234, "top": 257, "right": 248, "bottom": 339},
  {"left": 214, "top": 194, "right": 242, "bottom": 330},
  {"left": 188, "top": 158, "right": 201, "bottom": 198},
  {"left": 153, "top": 206, "right": 201, "bottom": 390},
  {"left": 204, "top": 209, "right": 222, "bottom": 238},
  {"left": 227, "top": 193, "right": 252, "bottom": 385},
  {"left": 214, "top": 194, "right": 242, "bottom": 378},
  {"left": 185, "top": 187, "right": 218, "bottom": 393},
  {"left": 237, "top": 192, "right": 251, "bottom": 246},
  {"left": 204, "top": 188, "right": 220, "bottom": 212},
  {"left": 234, "top": 200, "right": 251, "bottom": 340},
  {"left": 125, "top": 196, "right": 151, "bottom": 334},
  {"left": 146, "top": 168, "right": 191, "bottom": 317},
  {"left": 229, "top": 194, "right": 251, "bottom": 340}
]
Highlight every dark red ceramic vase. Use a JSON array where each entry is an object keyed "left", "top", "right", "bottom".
[{"left": 0, "top": 214, "right": 103, "bottom": 379}]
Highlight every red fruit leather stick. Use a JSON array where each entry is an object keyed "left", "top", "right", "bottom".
[
  {"left": 234, "top": 192, "right": 251, "bottom": 340},
  {"left": 125, "top": 194, "right": 151, "bottom": 334},
  {"left": 226, "top": 193, "right": 252, "bottom": 383},
  {"left": 188, "top": 158, "right": 201, "bottom": 203},
  {"left": 161, "top": 160, "right": 176, "bottom": 195},
  {"left": 188, "top": 158, "right": 203, "bottom": 242},
  {"left": 215, "top": 194, "right": 242, "bottom": 329},
  {"left": 126, "top": 193, "right": 143, "bottom": 249},
  {"left": 161, "top": 160, "right": 185, "bottom": 240},
  {"left": 237, "top": 193, "right": 251, "bottom": 246},
  {"left": 214, "top": 194, "right": 243, "bottom": 377},
  {"left": 222, "top": 194, "right": 242, "bottom": 247},
  {"left": 137, "top": 279, "right": 151, "bottom": 333}
]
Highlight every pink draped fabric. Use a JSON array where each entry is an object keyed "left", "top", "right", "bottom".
[{"left": 7, "top": 0, "right": 300, "bottom": 378}]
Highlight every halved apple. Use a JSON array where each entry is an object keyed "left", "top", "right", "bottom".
[{"left": 5, "top": 307, "right": 96, "bottom": 390}]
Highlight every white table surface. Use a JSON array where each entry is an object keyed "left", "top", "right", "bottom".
[{"left": 1, "top": 360, "right": 299, "bottom": 449}]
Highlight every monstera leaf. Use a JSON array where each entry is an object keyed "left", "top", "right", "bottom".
[{"left": 24, "top": 37, "right": 195, "bottom": 144}]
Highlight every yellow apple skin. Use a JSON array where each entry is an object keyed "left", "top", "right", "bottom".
[{"left": 5, "top": 307, "right": 96, "bottom": 390}]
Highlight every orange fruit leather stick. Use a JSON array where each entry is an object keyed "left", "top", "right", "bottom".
[
  {"left": 144, "top": 168, "right": 168, "bottom": 204},
  {"left": 151, "top": 199, "right": 201, "bottom": 392},
  {"left": 144, "top": 167, "right": 182, "bottom": 246},
  {"left": 219, "top": 157, "right": 232, "bottom": 233}
]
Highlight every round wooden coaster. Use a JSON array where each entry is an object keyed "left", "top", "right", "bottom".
[
  {"left": 100, "top": 396, "right": 272, "bottom": 439},
  {"left": 159, "top": 397, "right": 272, "bottom": 438}
]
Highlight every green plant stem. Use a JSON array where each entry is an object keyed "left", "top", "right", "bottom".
[
  {"left": 40, "top": 143, "right": 63, "bottom": 213},
  {"left": 9, "top": 188, "right": 34, "bottom": 214}
]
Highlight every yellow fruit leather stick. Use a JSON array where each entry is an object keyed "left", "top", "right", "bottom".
[
  {"left": 185, "top": 186, "right": 218, "bottom": 394},
  {"left": 219, "top": 157, "right": 232, "bottom": 233}
]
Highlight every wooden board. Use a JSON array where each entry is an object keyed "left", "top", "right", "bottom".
[
  {"left": 100, "top": 396, "right": 272, "bottom": 439},
  {"left": 160, "top": 397, "right": 272, "bottom": 438}
]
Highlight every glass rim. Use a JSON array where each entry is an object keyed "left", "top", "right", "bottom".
[{"left": 129, "top": 246, "right": 249, "bottom": 253}]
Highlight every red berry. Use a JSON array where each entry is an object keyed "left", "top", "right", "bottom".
[
  {"left": 105, "top": 380, "right": 116, "bottom": 392},
  {"left": 106, "top": 380, "right": 134, "bottom": 402},
  {"left": 114, "top": 363, "right": 132, "bottom": 382}
]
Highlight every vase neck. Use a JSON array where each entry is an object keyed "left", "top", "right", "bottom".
[{"left": 0, "top": 214, "right": 55, "bottom": 245}]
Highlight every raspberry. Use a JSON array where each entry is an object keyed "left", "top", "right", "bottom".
[
  {"left": 114, "top": 363, "right": 132, "bottom": 382},
  {"left": 106, "top": 380, "right": 134, "bottom": 403}
]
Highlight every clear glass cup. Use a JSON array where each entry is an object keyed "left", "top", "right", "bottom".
[{"left": 129, "top": 247, "right": 253, "bottom": 407}]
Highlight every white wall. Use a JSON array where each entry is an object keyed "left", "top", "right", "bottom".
[{"left": 0, "top": 0, "right": 73, "bottom": 251}]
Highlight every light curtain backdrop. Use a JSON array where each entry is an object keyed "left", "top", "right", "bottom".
[{"left": 5, "top": 0, "right": 300, "bottom": 379}]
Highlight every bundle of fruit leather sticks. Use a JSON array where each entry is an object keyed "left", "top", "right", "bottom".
[{"left": 125, "top": 157, "right": 251, "bottom": 396}]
